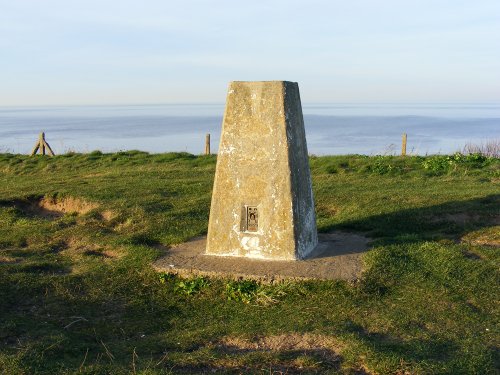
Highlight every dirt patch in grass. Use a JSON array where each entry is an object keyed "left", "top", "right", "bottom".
[
  {"left": 3, "top": 195, "right": 100, "bottom": 219},
  {"left": 470, "top": 238, "right": 500, "bottom": 247},
  {"left": 38, "top": 196, "right": 99, "bottom": 216},
  {"left": 61, "top": 238, "right": 123, "bottom": 264},
  {"left": 461, "top": 226, "right": 500, "bottom": 247},
  {"left": 218, "top": 333, "right": 341, "bottom": 353},
  {"left": 101, "top": 210, "right": 116, "bottom": 221},
  {"left": 213, "top": 333, "right": 369, "bottom": 374},
  {"left": 0, "top": 255, "right": 20, "bottom": 264}
]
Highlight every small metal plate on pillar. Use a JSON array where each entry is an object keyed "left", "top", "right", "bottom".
[{"left": 246, "top": 206, "right": 258, "bottom": 232}]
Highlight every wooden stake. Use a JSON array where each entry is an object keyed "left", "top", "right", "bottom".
[
  {"left": 30, "top": 135, "right": 41, "bottom": 156},
  {"left": 31, "top": 132, "right": 55, "bottom": 156},
  {"left": 43, "top": 139, "right": 55, "bottom": 156},
  {"left": 39, "top": 132, "right": 46, "bottom": 155},
  {"left": 205, "top": 133, "right": 211, "bottom": 155},
  {"left": 401, "top": 133, "right": 407, "bottom": 156}
]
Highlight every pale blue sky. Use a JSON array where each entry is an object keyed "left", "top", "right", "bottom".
[{"left": 1, "top": 0, "right": 499, "bottom": 106}]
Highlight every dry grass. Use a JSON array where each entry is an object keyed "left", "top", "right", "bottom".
[
  {"left": 39, "top": 196, "right": 99, "bottom": 215},
  {"left": 211, "top": 333, "right": 356, "bottom": 374},
  {"left": 463, "top": 139, "right": 500, "bottom": 158},
  {"left": 218, "top": 333, "right": 342, "bottom": 353},
  {"left": 462, "top": 227, "right": 500, "bottom": 247}
]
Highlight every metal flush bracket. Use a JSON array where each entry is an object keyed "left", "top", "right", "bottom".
[{"left": 246, "top": 206, "right": 258, "bottom": 232}]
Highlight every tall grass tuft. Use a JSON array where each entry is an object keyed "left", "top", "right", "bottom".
[{"left": 463, "top": 139, "right": 500, "bottom": 158}]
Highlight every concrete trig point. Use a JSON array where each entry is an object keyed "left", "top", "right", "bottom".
[{"left": 206, "top": 81, "right": 318, "bottom": 260}]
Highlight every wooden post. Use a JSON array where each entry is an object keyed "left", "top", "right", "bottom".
[
  {"left": 44, "top": 133, "right": 55, "bottom": 156},
  {"left": 205, "top": 133, "right": 211, "bottom": 155},
  {"left": 31, "top": 132, "right": 55, "bottom": 156},
  {"left": 401, "top": 133, "right": 407, "bottom": 156},
  {"left": 31, "top": 133, "right": 41, "bottom": 155},
  {"left": 40, "top": 132, "right": 46, "bottom": 155}
]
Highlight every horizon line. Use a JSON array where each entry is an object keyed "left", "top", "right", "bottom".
[{"left": 1, "top": 100, "right": 500, "bottom": 109}]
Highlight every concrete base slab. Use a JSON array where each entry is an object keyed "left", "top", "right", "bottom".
[{"left": 153, "top": 232, "right": 371, "bottom": 282}]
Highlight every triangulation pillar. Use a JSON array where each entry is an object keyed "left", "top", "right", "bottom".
[{"left": 206, "top": 81, "right": 317, "bottom": 260}]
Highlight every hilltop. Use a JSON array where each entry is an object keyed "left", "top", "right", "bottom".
[{"left": 0, "top": 152, "right": 498, "bottom": 374}]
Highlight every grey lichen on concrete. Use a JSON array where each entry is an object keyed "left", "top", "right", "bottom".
[{"left": 206, "top": 81, "right": 317, "bottom": 260}]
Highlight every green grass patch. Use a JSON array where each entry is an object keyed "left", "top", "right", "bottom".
[{"left": 0, "top": 152, "right": 498, "bottom": 374}]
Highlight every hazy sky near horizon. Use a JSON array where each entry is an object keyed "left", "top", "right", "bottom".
[{"left": 1, "top": 0, "right": 499, "bottom": 106}]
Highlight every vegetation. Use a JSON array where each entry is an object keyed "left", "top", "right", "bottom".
[
  {"left": 0, "top": 151, "right": 498, "bottom": 374},
  {"left": 463, "top": 139, "right": 500, "bottom": 158}
]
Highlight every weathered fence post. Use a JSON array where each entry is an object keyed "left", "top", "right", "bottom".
[
  {"left": 401, "top": 133, "right": 407, "bottom": 156},
  {"left": 205, "top": 133, "right": 211, "bottom": 155},
  {"left": 31, "top": 132, "right": 55, "bottom": 156}
]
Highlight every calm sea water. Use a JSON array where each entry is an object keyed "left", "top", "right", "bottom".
[{"left": 0, "top": 103, "right": 498, "bottom": 155}]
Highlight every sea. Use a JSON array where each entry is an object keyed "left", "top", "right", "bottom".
[{"left": 0, "top": 103, "right": 498, "bottom": 155}]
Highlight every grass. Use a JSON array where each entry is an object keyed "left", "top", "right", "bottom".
[{"left": 0, "top": 151, "right": 498, "bottom": 374}]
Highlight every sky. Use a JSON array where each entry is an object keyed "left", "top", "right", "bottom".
[{"left": 1, "top": 0, "right": 499, "bottom": 106}]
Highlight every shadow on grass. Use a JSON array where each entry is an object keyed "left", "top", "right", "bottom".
[
  {"left": 343, "top": 320, "right": 458, "bottom": 364},
  {"left": 0, "top": 264, "right": 181, "bottom": 373},
  {"left": 322, "top": 194, "right": 499, "bottom": 246}
]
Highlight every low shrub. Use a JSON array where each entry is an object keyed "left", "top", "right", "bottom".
[
  {"left": 174, "top": 276, "right": 209, "bottom": 296},
  {"left": 422, "top": 152, "right": 490, "bottom": 173}
]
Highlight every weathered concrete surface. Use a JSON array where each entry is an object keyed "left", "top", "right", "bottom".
[
  {"left": 154, "top": 232, "right": 370, "bottom": 282},
  {"left": 206, "top": 81, "right": 317, "bottom": 260}
]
